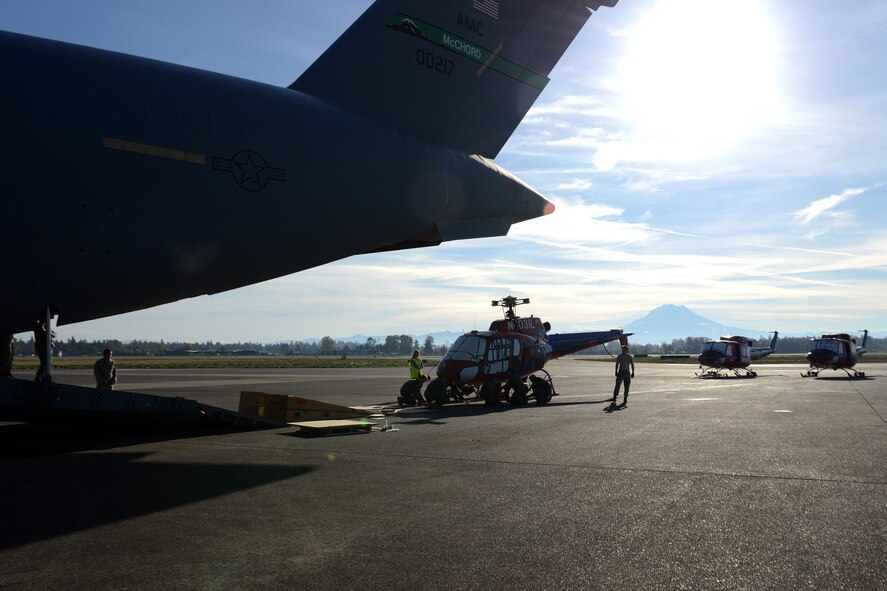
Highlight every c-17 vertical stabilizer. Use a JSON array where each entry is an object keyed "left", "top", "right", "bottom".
[
  {"left": 0, "top": 0, "right": 619, "bottom": 336},
  {"left": 294, "top": 0, "right": 618, "bottom": 158}
]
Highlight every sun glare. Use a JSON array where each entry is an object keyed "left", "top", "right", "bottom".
[{"left": 611, "top": 0, "right": 782, "bottom": 163}]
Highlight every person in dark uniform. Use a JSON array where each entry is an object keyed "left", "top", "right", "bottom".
[
  {"left": 0, "top": 334, "right": 13, "bottom": 377},
  {"left": 34, "top": 319, "right": 56, "bottom": 383},
  {"left": 93, "top": 348, "right": 118, "bottom": 390},
  {"left": 613, "top": 345, "right": 635, "bottom": 405}
]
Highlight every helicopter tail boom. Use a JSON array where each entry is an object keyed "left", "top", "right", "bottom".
[
  {"left": 547, "top": 330, "right": 631, "bottom": 359},
  {"left": 859, "top": 329, "right": 869, "bottom": 355}
]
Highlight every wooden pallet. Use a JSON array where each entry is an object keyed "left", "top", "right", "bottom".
[{"left": 287, "top": 419, "right": 376, "bottom": 435}]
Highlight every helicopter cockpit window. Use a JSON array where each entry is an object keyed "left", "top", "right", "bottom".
[
  {"left": 513, "top": 339, "right": 521, "bottom": 357},
  {"left": 702, "top": 342, "right": 729, "bottom": 355},
  {"left": 444, "top": 335, "right": 486, "bottom": 362},
  {"left": 810, "top": 339, "right": 841, "bottom": 353}
]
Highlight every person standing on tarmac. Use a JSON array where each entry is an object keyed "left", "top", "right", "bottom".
[
  {"left": 408, "top": 349, "right": 425, "bottom": 382},
  {"left": 613, "top": 345, "right": 634, "bottom": 405},
  {"left": 34, "top": 319, "right": 56, "bottom": 383},
  {"left": 0, "top": 334, "right": 13, "bottom": 378},
  {"left": 94, "top": 348, "right": 118, "bottom": 390}
]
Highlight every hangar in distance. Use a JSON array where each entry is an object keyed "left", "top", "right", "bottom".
[{"left": 0, "top": 0, "right": 619, "bottom": 338}]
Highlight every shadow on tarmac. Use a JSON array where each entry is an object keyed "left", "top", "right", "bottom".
[
  {"left": 552, "top": 398, "right": 615, "bottom": 406},
  {"left": 0, "top": 444, "right": 314, "bottom": 550},
  {"left": 395, "top": 404, "right": 513, "bottom": 422},
  {"left": 695, "top": 374, "right": 781, "bottom": 380},
  {"left": 388, "top": 397, "right": 619, "bottom": 420},
  {"left": 0, "top": 421, "right": 258, "bottom": 458},
  {"left": 809, "top": 375, "right": 875, "bottom": 381},
  {"left": 0, "top": 422, "right": 315, "bottom": 549},
  {"left": 603, "top": 402, "right": 628, "bottom": 413}
]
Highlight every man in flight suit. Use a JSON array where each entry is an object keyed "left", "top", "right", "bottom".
[{"left": 613, "top": 345, "right": 635, "bottom": 405}]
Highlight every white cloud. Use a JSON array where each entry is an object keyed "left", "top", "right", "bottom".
[
  {"left": 525, "top": 95, "right": 614, "bottom": 119},
  {"left": 793, "top": 187, "right": 866, "bottom": 225},
  {"left": 508, "top": 201, "right": 669, "bottom": 247},
  {"left": 553, "top": 178, "right": 594, "bottom": 191}
]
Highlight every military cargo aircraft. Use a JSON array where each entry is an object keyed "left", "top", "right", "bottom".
[
  {"left": 695, "top": 332, "right": 779, "bottom": 378},
  {"left": 802, "top": 330, "right": 869, "bottom": 378},
  {"left": 0, "top": 0, "right": 620, "bottom": 353},
  {"left": 414, "top": 296, "right": 631, "bottom": 408}
]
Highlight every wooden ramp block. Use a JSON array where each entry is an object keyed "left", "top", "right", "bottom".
[{"left": 288, "top": 419, "right": 376, "bottom": 435}]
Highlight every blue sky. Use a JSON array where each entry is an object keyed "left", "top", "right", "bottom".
[{"left": 4, "top": 0, "right": 886, "bottom": 342}]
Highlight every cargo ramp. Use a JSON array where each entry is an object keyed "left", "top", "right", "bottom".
[{"left": 0, "top": 378, "right": 282, "bottom": 428}]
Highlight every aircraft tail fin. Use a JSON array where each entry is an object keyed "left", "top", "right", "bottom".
[
  {"left": 750, "top": 331, "right": 778, "bottom": 361},
  {"left": 291, "top": 0, "right": 618, "bottom": 158},
  {"left": 858, "top": 329, "right": 869, "bottom": 355}
]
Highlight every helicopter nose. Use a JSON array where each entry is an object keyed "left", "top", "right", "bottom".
[
  {"left": 697, "top": 352, "right": 719, "bottom": 365},
  {"left": 806, "top": 351, "right": 835, "bottom": 367},
  {"left": 437, "top": 360, "right": 482, "bottom": 383},
  {"left": 458, "top": 365, "right": 479, "bottom": 382}
]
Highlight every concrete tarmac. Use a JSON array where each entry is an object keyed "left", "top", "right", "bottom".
[{"left": 1, "top": 359, "right": 885, "bottom": 590}]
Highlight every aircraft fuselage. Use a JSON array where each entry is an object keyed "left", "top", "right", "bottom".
[{"left": 1, "top": 31, "right": 549, "bottom": 334}]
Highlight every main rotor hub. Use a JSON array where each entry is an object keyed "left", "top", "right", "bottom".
[{"left": 492, "top": 296, "right": 530, "bottom": 320}]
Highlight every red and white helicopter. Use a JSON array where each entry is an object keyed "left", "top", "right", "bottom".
[
  {"left": 695, "top": 332, "right": 779, "bottom": 378},
  {"left": 802, "top": 330, "right": 869, "bottom": 378},
  {"left": 404, "top": 296, "right": 631, "bottom": 408}
]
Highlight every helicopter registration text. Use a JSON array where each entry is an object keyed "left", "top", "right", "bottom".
[{"left": 508, "top": 318, "right": 537, "bottom": 331}]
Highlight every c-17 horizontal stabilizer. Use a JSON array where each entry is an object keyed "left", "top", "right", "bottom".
[{"left": 292, "top": 0, "right": 619, "bottom": 158}]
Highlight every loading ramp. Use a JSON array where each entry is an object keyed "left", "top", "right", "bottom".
[{"left": 0, "top": 378, "right": 283, "bottom": 428}]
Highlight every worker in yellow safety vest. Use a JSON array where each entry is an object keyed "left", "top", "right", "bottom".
[{"left": 408, "top": 350, "right": 425, "bottom": 380}]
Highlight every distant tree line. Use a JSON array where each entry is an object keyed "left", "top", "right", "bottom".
[
  {"left": 11, "top": 333, "right": 883, "bottom": 358},
  {"left": 10, "top": 334, "right": 449, "bottom": 357}
]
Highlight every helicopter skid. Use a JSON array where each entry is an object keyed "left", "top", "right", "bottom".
[
  {"left": 695, "top": 367, "right": 757, "bottom": 379},
  {"left": 802, "top": 367, "right": 866, "bottom": 378}
]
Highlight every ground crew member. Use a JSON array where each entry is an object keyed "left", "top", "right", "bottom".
[
  {"left": 34, "top": 319, "right": 56, "bottom": 383},
  {"left": 408, "top": 350, "right": 425, "bottom": 381},
  {"left": 613, "top": 345, "right": 634, "bottom": 405},
  {"left": 94, "top": 348, "right": 118, "bottom": 390},
  {"left": 0, "top": 334, "right": 13, "bottom": 377}
]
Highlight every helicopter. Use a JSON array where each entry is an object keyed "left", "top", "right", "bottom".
[
  {"left": 412, "top": 297, "right": 631, "bottom": 408},
  {"left": 695, "top": 332, "right": 779, "bottom": 378},
  {"left": 802, "top": 330, "right": 869, "bottom": 378}
]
